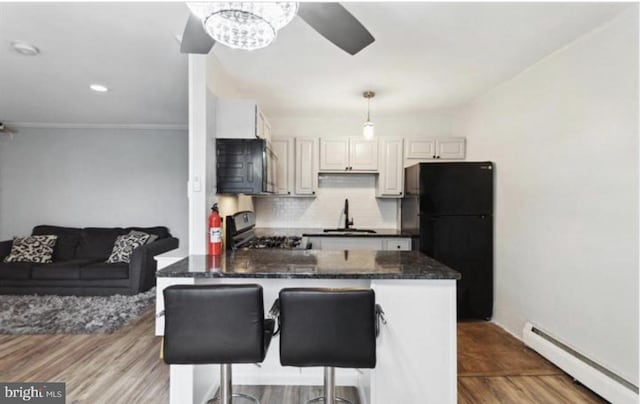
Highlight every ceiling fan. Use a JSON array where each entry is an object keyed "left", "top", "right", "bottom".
[{"left": 180, "top": 2, "right": 375, "bottom": 56}]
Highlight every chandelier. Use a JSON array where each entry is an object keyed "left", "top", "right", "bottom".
[{"left": 188, "top": 2, "right": 299, "bottom": 51}]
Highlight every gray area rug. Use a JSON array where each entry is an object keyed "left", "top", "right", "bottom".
[{"left": 0, "top": 288, "right": 155, "bottom": 334}]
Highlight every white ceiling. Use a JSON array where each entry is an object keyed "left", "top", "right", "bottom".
[
  {"left": 0, "top": 2, "right": 630, "bottom": 125},
  {"left": 0, "top": 3, "right": 189, "bottom": 126},
  {"left": 212, "top": 2, "right": 630, "bottom": 117}
]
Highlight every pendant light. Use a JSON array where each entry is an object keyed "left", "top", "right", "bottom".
[{"left": 362, "top": 91, "right": 375, "bottom": 140}]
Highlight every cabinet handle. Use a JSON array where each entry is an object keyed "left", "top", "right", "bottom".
[
  {"left": 345, "top": 167, "right": 349, "bottom": 171},
  {"left": 349, "top": 166, "right": 353, "bottom": 170},
  {"left": 432, "top": 155, "right": 436, "bottom": 158},
  {"left": 397, "top": 245, "right": 401, "bottom": 249},
  {"left": 312, "top": 191, "right": 316, "bottom": 195},
  {"left": 288, "top": 191, "right": 291, "bottom": 195}
]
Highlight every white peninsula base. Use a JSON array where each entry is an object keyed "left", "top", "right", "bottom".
[{"left": 156, "top": 277, "right": 457, "bottom": 404}]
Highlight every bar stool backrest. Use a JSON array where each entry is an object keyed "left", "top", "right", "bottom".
[
  {"left": 279, "top": 288, "right": 377, "bottom": 369},
  {"left": 163, "top": 284, "right": 267, "bottom": 364}
]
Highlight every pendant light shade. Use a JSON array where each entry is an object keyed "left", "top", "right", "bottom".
[
  {"left": 362, "top": 91, "right": 375, "bottom": 140},
  {"left": 363, "top": 121, "right": 375, "bottom": 140}
]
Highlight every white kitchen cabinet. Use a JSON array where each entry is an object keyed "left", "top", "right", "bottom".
[
  {"left": 216, "top": 98, "right": 272, "bottom": 141},
  {"left": 271, "top": 139, "right": 293, "bottom": 195},
  {"left": 319, "top": 138, "right": 350, "bottom": 171},
  {"left": 382, "top": 239, "right": 412, "bottom": 251},
  {"left": 436, "top": 137, "right": 465, "bottom": 159},
  {"left": 377, "top": 138, "right": 404, "bottom": 198},
  {"left": 405, "top": 137, "right": 466, "bottom": 160},
  {"left": 295, "top": 138, "right": 318, "bottom": 196},
  {"left": 257, "top": 109, "right": 272, "bottom": 141},
  {"left": 319, "top": 137, "right": 378, "bottom": 172},
  {"left": 349, "top": 138, "right": 378, "bottom": 170},
  {"left": 307, "top": 237, "right": 411, "bottom": 251}
]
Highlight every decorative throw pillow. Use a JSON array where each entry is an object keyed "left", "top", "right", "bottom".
[
  {"left": 106, "top": 232, "right": 150, "bottom": 264},
  {"left": 3, "top": 235, "right": 58, "bottom": 263},
  {"left": 128, "top": 230, "right": 158, "bottom": 245}
]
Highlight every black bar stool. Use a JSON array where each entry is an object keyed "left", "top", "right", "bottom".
[
  {"left": 162, "top": 284, "right": 275, "bottom": 404},
  {"left": 277, "top": 288, "right": 381, "bottom": 404}
]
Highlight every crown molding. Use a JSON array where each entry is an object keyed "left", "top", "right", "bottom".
[{"left": 5, "top": 122, "right": 188, "bottom": 131}]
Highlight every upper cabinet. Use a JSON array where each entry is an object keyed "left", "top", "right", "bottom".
[
  {"left": 295, "top": 138, "right": 318, "bottom": 196},
  {"left": 320, "top": 137, "right": 378, "bottom": 172},
  {"left": 405, "top": 137, "right": 466, "bottom": 160},
  {"left": 377, "top": 138, "right": 404, "bottom": 198},
  {"left": 271, "top": 139, "right": 293, "bottom": 195},
  {"left": 261, "top": 137, "right": 318, "bottom": 197},
  {"left": 216, "top": 99, "right": 271, "bottom": 141},
  {"left": 256, "top": 108, "right": 272, "bottom": 142}
]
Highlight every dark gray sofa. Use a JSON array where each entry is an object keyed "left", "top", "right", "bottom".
[{"left": 0, "top": 225, "right": 179, "bottom": 296}]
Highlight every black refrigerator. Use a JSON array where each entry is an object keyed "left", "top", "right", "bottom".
[{"left": 401, "top": 162, "right": 494, "bottom": 320}]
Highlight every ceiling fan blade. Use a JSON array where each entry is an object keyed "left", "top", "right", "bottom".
[
  {"left": 180, "top": 13, "right": 216, "bottom": 54},
  {"left": 298, "top": 3, "right": 374, "bottom": 55}
]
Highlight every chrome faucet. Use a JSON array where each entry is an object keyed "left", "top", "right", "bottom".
[{"left": 344, "top": 199, "right": 354, "bottom": 230}]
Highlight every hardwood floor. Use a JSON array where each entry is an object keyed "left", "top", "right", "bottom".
[
  {"left": 457, "top": 322, "right": 606, "bottom": 403},
  {"left": 0, "top": 309, "right": 607, "bottom": 403}
]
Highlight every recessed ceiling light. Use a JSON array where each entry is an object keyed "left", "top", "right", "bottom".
[
  {"left": 89, "top": 84, "right": 109, "bottom": 93},
  {"left": 11, "top": 41, "right": 39, "bottom": 56}
]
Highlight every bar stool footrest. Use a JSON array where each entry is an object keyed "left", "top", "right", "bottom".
[
  {"left": 307, "top": 396, "right": 353, "bottom": 404},
  {"left": 207, "top": 392, "right": 260, "bottom": 404}
]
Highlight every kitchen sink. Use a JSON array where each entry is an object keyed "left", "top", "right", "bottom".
[{"left": 322, "top": 228, "right": 377, "bottom": 234}]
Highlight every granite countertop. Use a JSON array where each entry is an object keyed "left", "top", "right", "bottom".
[
  {"left": 255, "top": 227, "right": 414, "bottom": 238},
  {"left": 156, "top": 250, "right": 460, "bottom": 280}
]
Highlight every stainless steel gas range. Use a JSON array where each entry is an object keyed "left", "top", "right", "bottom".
[{"left": 225, "top": 211, "right": 308, "bottom": 250}]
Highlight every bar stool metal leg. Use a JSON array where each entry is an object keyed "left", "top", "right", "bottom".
[
  {"left": 307, "top": 367, "right": 353, "bottom": 404},
  {"left": 207, "top": 364, "right": 260, "bottom": 404}
]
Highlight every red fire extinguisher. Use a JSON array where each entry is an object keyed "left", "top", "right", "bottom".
[{"left": 208, "top": 203, "right": 222, "bottom": 256}]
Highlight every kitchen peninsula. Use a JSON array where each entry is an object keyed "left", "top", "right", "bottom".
[{"left": 156, "top": 250, "right": 460, "bottom": 404}]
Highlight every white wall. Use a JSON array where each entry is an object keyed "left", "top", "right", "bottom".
[
  {"left": 454, "top": 6, "right": 638, "bottom": 385},
  {"left": 254, "top": 109, "right": 459, "bottom": 228},
  {"left": 0, "top": 126, "right": 188, "bottom": 257}
]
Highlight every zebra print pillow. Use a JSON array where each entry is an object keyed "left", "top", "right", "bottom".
[
  {"left": 106, "top": 232, "right": 150, "bottom": 264},
  {"left": 3, "top": 235, "right": 58, "bottom": 263}
]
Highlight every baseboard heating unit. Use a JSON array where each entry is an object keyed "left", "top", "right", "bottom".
[{"left": 522, "top": 322, "right": 638, "bottom": 404}]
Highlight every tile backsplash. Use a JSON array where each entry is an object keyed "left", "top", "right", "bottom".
[{"left": 254, "top": 174, "right": 398, "bottom": 229}]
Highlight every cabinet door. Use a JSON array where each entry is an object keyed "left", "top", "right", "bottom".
[
  {"left": 309, "top": 237, "right": 384, "bottom": 251},
  {"left": 320, "top": 138, "right": 350, "bottom": 171},
  {"left": 216, "top": 99, "right": 258, "bottom": 139},
  {"left": 256, "top": 108, "right": 272, "bottom": 142},
  {"left": 349, "top": 138, "right": 378, "bottom": 171},
  {"left": 377, "top": 138, "right": 404, "bottom": 197},
  {"left": 295, "top": 138, "right": 318, "bottom": 195},
  {"left": 405, "top": 138, "right": 437, "bottom": 159},
  {"left": 382, "top": 238, "right": 412, "bottom": 251},
  {"left": 436, "top": 138, "right": 465, "bottom": 159},
  {"left": 271, "top": 139, "right": 291, "bottom": 195}
]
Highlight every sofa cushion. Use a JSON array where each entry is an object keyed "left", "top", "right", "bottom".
[
  {"left": 81, "top": 262, "right": 129, "bottom": 280},
  {"left": 75, "top": 228, "right": 127, "bottom": 260},
  {"left": 126, "top": 226, "right": 170, "bottom": 240},
  {"left": 32, "top": 225, "right": 81, "bottom": 261},
  {"left": 3, "top": 235, "right": 58, "bottom": 263},
  {"left": 0, "top": 262, "right": 34, "bottom": 280},
  {"left": 129, "top": 230, "right": 158, "bottom": 244},
  {"left": 31, "top": 259, "right": 101, "bottom": 280},
  {"left": 106, "top": 232, "right": 149, "bottom": 264}
]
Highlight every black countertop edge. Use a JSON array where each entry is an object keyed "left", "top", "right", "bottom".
[
  {"left": 156, "top": 251, "right": 461, "bottom": 280},
  {"left": 157, "top": 273, "right": 457, "bottom": 279}
]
